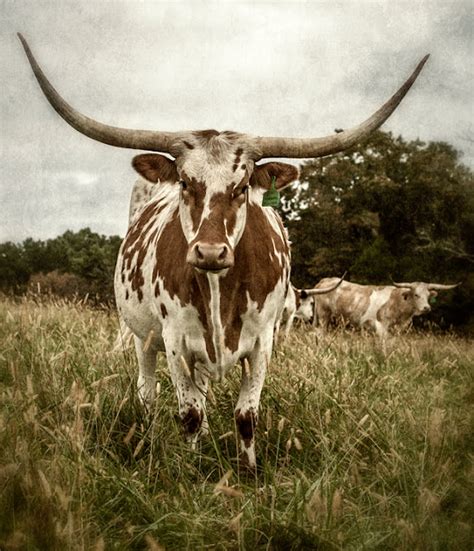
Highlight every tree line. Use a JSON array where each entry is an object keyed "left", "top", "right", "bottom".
[{"left": 1, "top": 132, "right": 472, "bottom": 330}]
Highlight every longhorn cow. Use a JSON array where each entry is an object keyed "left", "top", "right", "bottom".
[
  {"left": 19, "top": 33, "right": 428, "bottom": 468},
  {"left": 275, "top": 275, "right": 345, "bottom": 343},
  {"left": 314, "top": 279, "right": 460, "bottom": 338}
]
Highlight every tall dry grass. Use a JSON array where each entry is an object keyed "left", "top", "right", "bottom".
[{"left": 0, "top": 296, "right": 472, "bottom": 550}]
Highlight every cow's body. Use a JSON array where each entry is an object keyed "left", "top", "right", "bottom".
[
  {"left": 19, "top": 32, "right": 429, "bottom": 468},
  {"left": 314, "top": 279, "right": 458, "bottom": 338},
  {"left": 114, "top": 134, "right": 295, "bottom": 467}
]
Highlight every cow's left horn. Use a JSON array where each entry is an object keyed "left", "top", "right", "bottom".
[
  {"left": 392, "top": 281, "right": 415, "bottom": 289},
  {"left": 306, "top": 271, "right": 347, "bottom": 295},
  {"left": 18, "top": 34, "right": 179, "bottom": 153},
  {"left": 428, "top": 282, "right": 461, "bottom": 291},
  {"left": 254, "top": 55, "right": 429, "bottom": 160}
]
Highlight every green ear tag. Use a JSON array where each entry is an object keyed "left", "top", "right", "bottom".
[
  {"left": 430, "top": 296, "right": 437, "bottom": 304},
  {"left": 262, "top": 176, "right": 280, "bottom": 207}
]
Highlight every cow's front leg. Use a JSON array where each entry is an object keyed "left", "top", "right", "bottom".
[
  {"left": 134, "top": 335, "right": 158, "bottom": 410},
  {"left": 235, "top": 339, "right": 270, "bottom": 470},
  {"left": 169, "top": 355, "right": 209, "bottom": 448}
]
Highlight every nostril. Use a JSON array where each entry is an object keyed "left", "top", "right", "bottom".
[
  {"left": 218, "top": 246, "right": 228, "bottom": 260},
  {"left": 195, "top": 245, "right": 204, "bottom": 260}
]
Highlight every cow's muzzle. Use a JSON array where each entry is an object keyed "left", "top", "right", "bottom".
[{"left": 187, "top": 241, "right": 234, "bottom": 272}]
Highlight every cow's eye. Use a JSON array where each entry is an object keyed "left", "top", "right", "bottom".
[
  {"left": 241, "top": 185, "right": 249, "bottom": 194},
  {"left": 180, "top": 180, "right": 188, "bottom": 190}
]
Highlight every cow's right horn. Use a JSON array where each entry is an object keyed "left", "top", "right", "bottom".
[
  {"left": 428, "top": 282, "right": 461, "bottom": 291},
  {"left": 18, "top": 34, "right": 179, "bottom": 154},
  {"left": 254, "top": 55, "right": 429, "bottom": 160}
]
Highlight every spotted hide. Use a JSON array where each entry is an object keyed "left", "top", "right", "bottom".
[
  {"left": 115, "top": 141, "right": 296, "bottom": 468},
  {"left": 19, "top": 33, "right": 429, "bottom": 469},
  {"left": 314, "top": 279, "right": 459, "bottom": 338}
]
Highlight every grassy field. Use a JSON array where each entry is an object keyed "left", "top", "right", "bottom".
[{"left": 0, "top": 296, "right": 472, "bottom": 550}]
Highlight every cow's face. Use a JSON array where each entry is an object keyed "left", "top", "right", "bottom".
[
  {"left": 402, "top": 283, "right": 436, "bottom": 315},
  {"left": 296, "top": 290, "right": 315, "bottom": 323},
  {"left": 133, "top": 131, "right": 298, "bottom": 273}
]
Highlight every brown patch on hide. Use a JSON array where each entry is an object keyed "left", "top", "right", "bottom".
[
  {"left": 181, "top": 407, "right": 203, "bottom": 435},
  {"left": 132, "top": 154, "right": 178, "bottom": 184},
  {"left": 183, "top": 140, "right": 195, "bottom": 150},
  {"left": 181, "top": 171, "right": 206, "bottom": 233},
  {"left": 121, "top": 201, "right": 163, "bottom": 303},
  {"left": 377, "top": 288, "right": 414, "bottom": 327},
  {"left": 235, "top": 409, "right": 257, "bottom": 448},
  {"left": 160, "top": 303, "right": 168, "bottom": 318}
]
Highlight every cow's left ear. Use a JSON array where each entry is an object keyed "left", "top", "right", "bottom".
[
  {"left": 132, "top": 154, "right": 179, "bottom": 184},
  {"left": 429, "top": 290, "right": 438, "bottom": 297},
  {"left": 250, "top": 162, "right": 299, "bottom": 191}
]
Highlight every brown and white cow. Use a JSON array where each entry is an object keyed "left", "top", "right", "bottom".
[
  {"left": 275, "top": 275, "right": 345, "bottom": 343},
  {"left": 314, "top": 279, "right": 460, "bottom": 338},
  {"left": 19, "top": 33, "right": 428, "bottom": 468}
]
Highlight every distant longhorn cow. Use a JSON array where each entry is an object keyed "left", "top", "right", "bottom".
[
  {"left": 275, "top": 275, "right": 345, "bottom": 343},
  {"left": 19, "top": 33, "right": 428, "bottom": 468},
  {"left": 314, "top": 279, "right": 459, "bottom": 338}
]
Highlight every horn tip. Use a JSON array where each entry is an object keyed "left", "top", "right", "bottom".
[
  {"left": 418, "top": 54, "right": 430, "bottom": 69},
  {"left": 17, "top": 33, "right": 29, "bottom": 52}
]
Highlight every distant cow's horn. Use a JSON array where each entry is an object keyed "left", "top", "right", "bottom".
[
  {"left": 18, "top": 34, "right": 179, "bottom": 153},
  {"left": 392, "top": 281, "right": 415, "bottom": 289},
  {"left": 254, "top": 55, "right": 429, "bottom": 160},
  {"left": 428, "top": 282, "right": 461, "bottom": 291},
  {"left": 306, "top": 271, "right": 347, "bottom": 296}
]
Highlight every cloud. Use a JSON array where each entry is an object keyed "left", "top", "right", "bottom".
[{"left": 1, "top": 0, "right": 472, "bottom": 242}]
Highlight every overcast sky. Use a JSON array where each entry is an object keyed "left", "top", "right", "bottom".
[{"left": 1, "top": 0, "right": 473, "bottom": 242}]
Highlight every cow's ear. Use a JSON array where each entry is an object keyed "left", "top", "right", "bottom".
[
  {"left": 251, "top": 162, "right": 299, "bottom": 191},
  {"left": 300, "top": 290, "right": 308, "bottom": 299},
  {"left": 429, "top": 290, "right": 438, "bottom": 297},
  {"left": 132, "top": 154, "right": 178, "bottom": 184}
]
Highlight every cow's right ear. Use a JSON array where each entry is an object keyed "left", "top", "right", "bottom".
[
  {"left": 132, "top": 154, "right": 179, "bottom": 184},
  {"left": 251, "top": 162, "right": 299, "bottom": 191}
]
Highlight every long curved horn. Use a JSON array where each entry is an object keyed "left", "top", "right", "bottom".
[
  {"left": 392, "top": 281, "right": 415, "bottom": 289},
  {"left": 18, "top": 34, "right": 179, "bottom": 153},
  {"left": 254, "top": 55, "right": 429, "bottom": 159},
  {"left": 306, "top": 272, "right": 347, "bottom": 295},
  {"left": 428, "top": 282, "right": 461, "bottom": 291}
]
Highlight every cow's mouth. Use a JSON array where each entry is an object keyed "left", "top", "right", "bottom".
[{"left": 194, "top": 265, "right": 231, "bottom": 275}]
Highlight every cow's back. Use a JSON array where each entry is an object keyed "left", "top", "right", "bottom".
[{"left": 315, "top": 279, "right": 389, "bottom": 329}]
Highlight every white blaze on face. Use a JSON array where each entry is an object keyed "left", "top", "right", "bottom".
[
  {"left": 296, "top": 295, "right": 314, "bottom": 322},
  {"left": 410, "top": 283, "right": 432, "bottom": 314},
  {"left": 175, "top": 137, "right": 252, "bottom": 251}
]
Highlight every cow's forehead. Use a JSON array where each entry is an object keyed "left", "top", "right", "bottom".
[
  {"left": 413, "top": 283, "right": 430, "bottom": 294},
  {"left": 173, "top": 131, "right": 255, "bottom": 190}
]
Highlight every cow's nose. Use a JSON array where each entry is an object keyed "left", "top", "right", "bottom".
[
  {"left": 422, "top": 305, "right": 431, "bottom": 313},
  {"left": 187, "top": 241, "right": 234, "bottom": 271}
]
